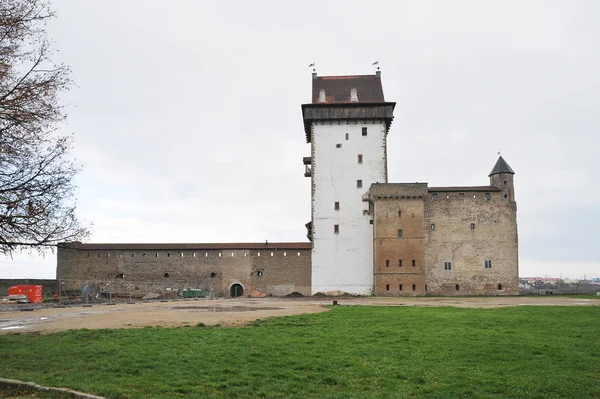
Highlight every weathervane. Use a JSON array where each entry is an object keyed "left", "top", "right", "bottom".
[
  {"left": 497, "top": 149, "right": 502, "bottom": 156},
  {"left": 372, "top": 59, "right": 380, "bottom": 71},
  {"left": 308, "top": 62, "right": 315, "bottom": 72}
]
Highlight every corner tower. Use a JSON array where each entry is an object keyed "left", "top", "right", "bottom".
[
  {"left": 302, "top": 71, "right": 395, "bottom": 295},
  {"left": 489, "top": 155, "right": 515, "bottom": 201}
]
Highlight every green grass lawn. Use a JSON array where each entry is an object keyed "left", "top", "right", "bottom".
[{"left": 1, "top": 306, "right": 599, "bottom": 399}]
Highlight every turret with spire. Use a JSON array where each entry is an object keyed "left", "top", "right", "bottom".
[{"left": 489, "top": 156, "right": 515, "bottom": 201}]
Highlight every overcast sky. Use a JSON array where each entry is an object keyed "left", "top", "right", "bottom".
[{"left": 1, "top": 0, "right": 598, "bottom": 280}]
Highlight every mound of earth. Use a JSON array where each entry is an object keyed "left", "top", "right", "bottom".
[{"left": 284, "top": 291, "right": 304, "bottom": 298}]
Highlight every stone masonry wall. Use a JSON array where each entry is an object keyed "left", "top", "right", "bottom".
[
  {"left": 424, "top": 189, "right": 519, "bottom": 295},
  {"left": 57, "top": 245, "right": 312, "bottom": 297}
]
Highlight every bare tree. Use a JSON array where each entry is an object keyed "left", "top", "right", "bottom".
[{"left": 0, "top": 0, "right": 89, "bottom": 254}]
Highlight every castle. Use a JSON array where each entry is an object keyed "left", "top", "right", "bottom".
[{"left": 57, "top": 71, "right": 519, "bottom": 297}]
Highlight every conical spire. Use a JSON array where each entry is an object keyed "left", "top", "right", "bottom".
[{"left": 489, "top": 156, "right": 515, "bottom": 177}]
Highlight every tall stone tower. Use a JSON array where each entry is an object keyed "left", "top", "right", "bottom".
[{"left": 302, "top": 71, "right": 395, "bottom": 295}]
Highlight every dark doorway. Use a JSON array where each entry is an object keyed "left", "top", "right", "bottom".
[{"left": 230, "top": 284, "right": 244, "bottom": 298}]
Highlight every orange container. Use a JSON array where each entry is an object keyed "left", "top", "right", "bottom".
[{"left": 7, "top": 285, "right": 43, "bottom": 303}]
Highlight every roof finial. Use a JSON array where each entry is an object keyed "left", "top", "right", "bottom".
[{"left": 497, "top": 149, "right": 501, "bottom": 156}]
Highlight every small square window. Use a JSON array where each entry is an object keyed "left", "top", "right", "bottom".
[
  {"left": 385, "top": 259, "right": 389, "bottom": 267},
  {"left": 357, "top": 180, "right": 363, "bottom": 189},
  {"left": 362, "top": 127, "right": 368, "bottom": 136},
  {"left": 444, "top": 261, "right": 452, "bottom": 270},
  {"left": 345, "top": 133, "right": 349, "bottom": 140},
  {"left": 386, "top": 284, "right": 390, "bottom": 291},
  {"left": 336, "top": 143, "right": 342, "bottom": 148},
  {"left": 431, "top": 224, "right": 435, "bottom": 230},
  {"left": 412, "top": 259, "right": 416, "bottom": 267},
  {"left": 399, "top": 260, "right": 403, "bottom": 267},
  {"left": 484, "top": 260, "right": 492, "bottom": 269},
  {"left": 412, "top": 284, "right": 416, "bottom": 291},
  {"left": 459, "top": 192, "right": 465, "bottom": 200},
  {"left": 334, "top": 201, "right": 340, "bottom": 210},
  {"left": 485, "top": 192, "right": 491, "bottom": 200},
  {"left": 334, "top": 224, "right": 339, "bottom": 234},
  {"left": 398, "top": 211, "right": 401, "bottom": 217},
  {"left": 397, "top": 229, "right": 403, "bottom": 238},
  {"left": 432, "top": 193, "right": 438, "bottom": 200},
  {"left": 455, "top": 284, "right": 460, "bottom": 291},
  {"left": 470, "top": 223, "right": 475, "bottom": 230},
  {"left": 369, "top": 219, "right": 373, "bottom": 224},
  {"left": 358, "top": 154, "right": 363, "bottom": 164}
]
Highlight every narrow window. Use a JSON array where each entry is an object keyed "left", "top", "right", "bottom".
[
  {"left": 412, "top": 259, "right": 416, "bottom": 267},
  {"left": 205, "top": 252, "right": 208, "bottom": 257},
  {"left": 164, "top": 272, "right": 170, "bottom": 278},
  {"left": 497, "top": 284, "right": 502, "bottom": 290},
  {"left": 142, "top": 253, "right": 146, "bottom": 257},
  {"left": 180, "top": 252, "right": 184, "bottom": 257},
  {"left": 399, "top": 284, "right": 403, "bottom": 291},
  {"left": 218, "top": 252, "right": 222, "bottom": 257},
  {"left": 257, "top": 270, "right": 263, "bottom": 276},
  {"left": 131, "top": 253, "right": 134, "bottom": 257},
  {"left": 504, "top": 180, "right": 507, "bottom": 185},
  {"left": 412, "top": 284, "right": 416, "bottom": 291},
  {"left": 444, "top": 261, "right": 452, "bottom": 271},
  {"left": 210, "top": 272, "right": 216, "bottom": 278},
  {"left": 485, "top": 192, "right": 491, "bottom": 200},
  {"left": 167, "top": 253, "right": 171, "bottom": 257},
  {"left": 155, "top": 253, "right": 158, "bottom": 258},
  {"left": 386, "top": 284, "right": 390, "bottom": 291},
  {"left": 258, "top": 252, "right": 261, "bottom": 257},
  {"left": 270, "top": 252, "right": 273, "bottom": 256},
  {"left": 357, "top": 154, "right": 363, "bottom": 164},
  {"left": 432, "top": 193, "right": 438, "bottom": 200},
  {"left": 231, "top": 252, "right": 234, "bottom": 257},
  {"left": 357, "top": 180, "right": 363, "bottom": 188},
  {"left": 425, "top": 285, "right": 428, "bottom": 292},
  {"left": 116, "top": 273, "right": 124, "bottom": 279},
  {"left": 484, "top": 260, "right": 492, "bottom": 269},
  {"left": 362, "top": 127, "right": 368, "bottom": 136},
  {"left": 297, "top": 252, "right": 300, "bottom": 256},
  {"left": 397, "top": 229, "right": 403, "bottom": 238},
  {"left": 446, "top": 195, "right": 449, "bottom": 199},
  {"left": 398, "top": 210, "right": 401, "bottom": 217},
  {"left": 459, "top": 192, "right": 465, "bottom": 200},
  {"left": 283, "top": 252, "right": 287, "bottom": 256},
  {"left": 399, "top": 260, "right": 402, "bottom": 267},
  {"left": 385, "top": 259, "right": 389, "bottom": 267},
  {"left": 334, "top": 224, "right": 339, "bottom": 234},
  {"left": 334, "top": 201, "right": 340, "bottom": 210},
  {"left": 193, "top": 252, "right": 196, "bottom": 257},
  {"left": 455, "top": 284, "right": 460, "bottom": 291},
  {"left": 336, "top": 143, "right": 342, "bottom": 148},
  {"left": 504, "top": 194, "right": 508, "bottom": 199},
  {"left": 107, "top": 253, "right": 111, "bottom": 258},
  {"left": 345, "top": 133, "right": 349, "bottom": 140},
  {"left": 431, "top": 224, "right": 435, "bottom": 230},
  {"left": 470, "top": 223, "right": 475, "bottom": 230}
]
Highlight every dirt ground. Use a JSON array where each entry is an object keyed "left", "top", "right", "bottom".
[{"left": 0, "top": 295, "right": 598, "bottom": 334}]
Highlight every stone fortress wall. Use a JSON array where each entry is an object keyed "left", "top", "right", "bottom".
[{"left": 57, "top": 243, "right": 311, "bottom": 298}]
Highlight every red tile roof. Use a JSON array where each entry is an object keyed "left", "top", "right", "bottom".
[
  {"left": 59, "top": 242, "right": 312, "bottom": 250},
  {"left": 312, "top": 74, "right": 385, "bottom": 104},
  {"left": 428, "top": 186, "right": 501, "bottom": 192}
]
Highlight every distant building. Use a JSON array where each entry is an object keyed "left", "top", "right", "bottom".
[{"left": 57, "top": 71, "right": 519, "bottom": 297}]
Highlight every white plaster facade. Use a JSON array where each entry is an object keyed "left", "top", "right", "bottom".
[{"left": 311, "top": 120, "right": 388, "bottom": 295}]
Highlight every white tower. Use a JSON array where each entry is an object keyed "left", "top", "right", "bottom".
[{"left": 302, "top": 71, "right": 395, "bottom": 295}]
